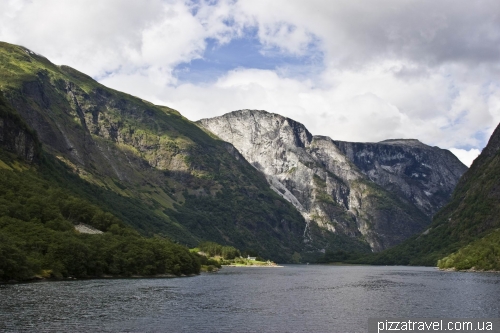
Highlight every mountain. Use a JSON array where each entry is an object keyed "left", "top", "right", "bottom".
[
  {"left": 369, "top": 122, "right": 500, "bottom": 267},
  {"left": 198, "top": 109, "right": 467, "bottom": 251},
  {"left": 0, "top": 42, "right": 314, "bottom": 262},
  {"left": 0, "top": 41, "right": 470, "bottom": 263},
  {"left": 0, "top": 92, "right": 202, "bottom": 281}
]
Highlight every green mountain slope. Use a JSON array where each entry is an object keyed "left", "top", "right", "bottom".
[
  {"left": 0, "top": 41, "right": 312, "bottom": 262},
  {"left": 367, "top": 122, "right": 500, "bottom": 266},
  {"left": 0, "top": 155, "right": 201, "bottom": 281},
  {"left": 0, "top": 95, "right": 200, "bottom": 281},
  {"left": 437, "top": 229, "right": 500, "bottom": 271}
]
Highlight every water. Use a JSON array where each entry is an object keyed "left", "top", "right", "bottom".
[{"left": 0, "top": 265, "right": 499, "bottom": 332}]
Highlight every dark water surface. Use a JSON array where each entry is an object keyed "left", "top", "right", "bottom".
[{"left": 1, "top": 265, "right": 499, "bottom": 332}]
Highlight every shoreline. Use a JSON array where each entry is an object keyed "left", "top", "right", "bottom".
[
  {"left": 223, "top": 264, "right": 284, "bottom": 268},
  {"left": 439, "top": 267, "right": 500, "bottom": 273},
  {"left": 0, "top": 273, "right": 199, "bottom": 285}
]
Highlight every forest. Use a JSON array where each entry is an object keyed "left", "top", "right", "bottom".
[{"left": 0, "top": 150, "right": 201, "bottom": 282}]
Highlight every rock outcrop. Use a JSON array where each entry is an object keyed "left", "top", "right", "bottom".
[
  {"left": 0, "top": 93, "right": 39, "bottom": 163},
  {"left": 198, "top": 110, "right": 467, "bottom": 251},
  {"left": 332, "top": 139, "right": 467, "bottom": 217}
]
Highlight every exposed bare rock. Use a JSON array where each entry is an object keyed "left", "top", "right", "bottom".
[
  {"left": 198, "top": 109, "right": 466, "bottom": 251},
  {"left": 0, "top": 94, "right": 39, "bottom": 163},
  {"left": 74, "top": 223, "right": 104, "bottom": 235},
  {"left": 333, "top": 139, "right": 467, "bottom": 217}
]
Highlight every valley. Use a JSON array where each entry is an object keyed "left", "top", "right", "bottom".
[{"left": 0, "top": 41, "right": 498, "bottom": 281}]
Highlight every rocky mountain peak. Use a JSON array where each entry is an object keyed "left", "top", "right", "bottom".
[
  {"left": 378, "top": 139, "right": 426, "bottom": 147},
  {"left": 198, "top": 110, "right": 467, "bottom": 252},
  {"left": 205, "top": 109, "right": 313, "bottom": 148}
]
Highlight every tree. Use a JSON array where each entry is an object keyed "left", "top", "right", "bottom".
[{"left": 292, "top": 252, "right": 301, "bottom": 264}]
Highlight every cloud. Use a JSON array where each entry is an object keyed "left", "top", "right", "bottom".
[
  {"left": 227, "top": 0, "right": 500, "bottom": 69},
  {"left": 1, "top": 0, "right": 164, "bottom": 76},
  {"left": 1, "top": 0, "right": 499, "bottom": 166},
  {"left": 154, "top": 62, "right": 497, "bottom": 149},
  {"left": 448, "top": 148, "right": 481, "bottom": 167},
  {"left": 0, "top": 0, "right": 238, "bottom": 80}
]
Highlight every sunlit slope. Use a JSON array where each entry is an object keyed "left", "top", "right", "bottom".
[{"left": 0, "top": 94, "right": 200, "bottom": 281}]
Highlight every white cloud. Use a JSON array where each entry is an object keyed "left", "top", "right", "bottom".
[
  {"left": 158, "top": 62, "right": 497, "bottom": 151},
  {"left": 1, "top": 0, "right": 164, "bottom": 76},
  {"left": 0, "top": 0, "right": 237, "bottom": 80},
  {"left": 448, "top": 148, "right": 481, "bottom": 167},
  {"left": 1, "top": 0, "right": 499, "bottom": 156}
]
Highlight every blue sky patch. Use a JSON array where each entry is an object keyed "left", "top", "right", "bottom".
[{"left": 173, "top": 33, "right": 324, "bottom": 84}]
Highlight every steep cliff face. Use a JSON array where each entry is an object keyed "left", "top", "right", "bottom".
[
  {"left": 332, "top": 139, "right": 467, "bottom": 217},
  {"left": 0, "top": 42, "right": 311, "bottom": 262},
  {"left": 0, "top": 93, "right": 39, "bottom": 163},
  {"left": 198, "top": 110, "right": 465, "bottom": 251}
]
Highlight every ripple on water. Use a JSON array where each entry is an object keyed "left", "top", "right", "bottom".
[{"left": 1, "top": 266, "right": 499, "bottom": 333}]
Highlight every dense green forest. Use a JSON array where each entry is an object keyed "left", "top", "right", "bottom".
[
  {"left": 0, "top": 150, "right": 200, "bottom": 282},
  {"left": 197, "top": 241, "right": 241, "bottom": 259},
  {"left": 437, "top": 229, "right": 500, "bottom": 271},
  {"left": 192, "top": 241, "right": 277, "bottom": 272}
]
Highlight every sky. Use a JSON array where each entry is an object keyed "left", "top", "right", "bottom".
[{"left": 1, "top": 0, "right": 499, "bottom": 166}]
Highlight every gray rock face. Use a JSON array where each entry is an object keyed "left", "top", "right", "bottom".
[
  {"left": 0, "top": 117, "right": 38, "bottom": 163},
  {"left": 198, "top": 110, "right": 467, "bottom": 251},
  {"left": 0, "top": 94, "right": 39, "bottom": 163},
  {"left": 333, "top": 139, "right": 467, "bottom": 217}
]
